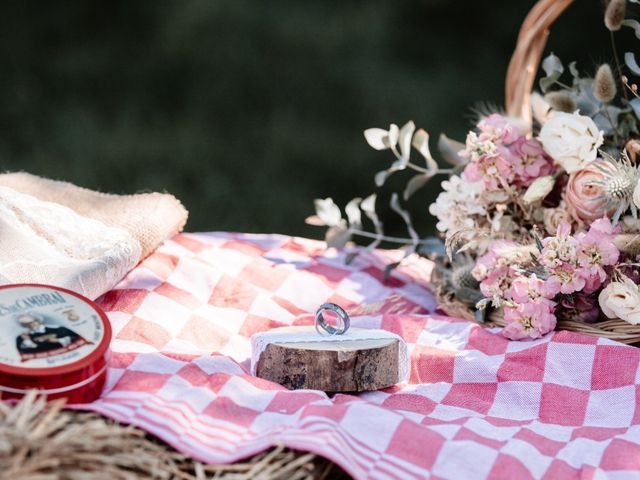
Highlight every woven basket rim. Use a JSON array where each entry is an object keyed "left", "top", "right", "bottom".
[{"left": 505, "top": 0, "right": 575, "bottom": 121}]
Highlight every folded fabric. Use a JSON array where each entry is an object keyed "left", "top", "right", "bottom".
[{"left": 0, "top": 172, "right": 188, "bottom": 299}]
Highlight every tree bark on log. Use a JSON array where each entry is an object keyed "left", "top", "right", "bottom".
[{"left": 255, "top": 338, "right": 400, "bottom": 392}]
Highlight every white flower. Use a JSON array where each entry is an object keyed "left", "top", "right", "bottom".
[
  {"left": 598, "top": 276, "right": 640, "bottom": 325},
  {"left": 428, "top": 175, "right": 485, "bottom": 236},
  {"left": 539, "top": 111, "right": 604, "bottom": 173},
  {"left": 522, "top": 175, "right": 556, "bottom": 204}
]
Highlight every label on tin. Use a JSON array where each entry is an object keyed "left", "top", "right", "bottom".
[{"left": 0, "top": 286, "right": 105, "bottom": 368}]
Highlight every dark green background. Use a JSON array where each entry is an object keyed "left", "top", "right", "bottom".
[{"left": 0, "top": 1, "right": 626, "bottom": 239}]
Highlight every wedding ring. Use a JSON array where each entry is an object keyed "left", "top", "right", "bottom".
[{"left": 315, "top": 303, "right": 350, "bottom": 336}]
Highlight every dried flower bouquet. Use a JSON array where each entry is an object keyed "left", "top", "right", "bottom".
[{"left": 308, "top": 0, "right": 640, "bottom": 344}]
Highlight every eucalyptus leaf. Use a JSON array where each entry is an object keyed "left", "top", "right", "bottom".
[
  {"left": 363, "top": 128, "right": 391, "bottom": 150},
  {"left": 345, "top": 197, "right": 362, "bottom": 228},
  {"left": 474, "top": 308, "right": 487, "bottom": 324},
  {"left": 398, "top": 120, "right": 415, "bottom": 165},
  {"left": 363, "top": 124, "right": 399, "bottom": 150},
  {"left": 626, "top": 99, "right": 640, "bottom": 123},
  {"left": 383, "top": 261, "right": 401, "bottom": 281},
  {"left": 313, "top": 198, "right": 342, "bottom": 227},
  {"left": 622, "top": 19, "right": 640, "bottom": 39},
  {"left": 345, "top": 251, "right": 360, "bottom": 265},
  {"left": 374, "top": 169, "right": 389, "bottom": 187},
  {"left": 416, "top": 237, "right": 446, "bottom": 256},
  {"left": 390, "top": 193, "right": 419, "bottom": 244},
  {"left": 304, "top": 215, "right": 324, "bottom": 226},
  {"left": 387, "top": 124, "right": 399, "bottom": 147},
  {"left": 390, "top": 159, "right": 408, "bottom": 171},
  {"left": 411, "top": 128, "right": 438, "bottom": 171},
  {"left": 403, "top": 173, "right": 435, "bottom": 201},
  {"left": 325, "top": 224, "right": 351, "bottom": 249},
  {"left": 542, "top": 53, "right": 564, "bottom": 77},
  {"left": 573, "top": 78, "right": 600, "bottom": 116},
  {"left": 361, "top": 194, "right": 383, "bottom": 235},
  {"left": 360, "top": 193, "right": 376, "bottom": 215},
  {"left": 568, "top": 61, "right": 579, "bottom": 80},
  {"left": 625, "top": 52, "right": 640, "bottom": 76},
  {"left": 437, "top": 134, "right": 466, "bottom": 166},
  {"left": 593, "top": 105, "right": 623, "bottom": 136},
  {"left": 539, "top": 53, "right": 564, "bottom": 93},
  {"left": 539, "top": 73, "right": 562, "bottom": 93},
  {"left": 455, "top": 287, "right": 484, "bottom": 305}
]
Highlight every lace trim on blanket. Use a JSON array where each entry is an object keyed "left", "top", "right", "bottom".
[{"left": 0, "top": 186, "right": 142, "bottom": 299}]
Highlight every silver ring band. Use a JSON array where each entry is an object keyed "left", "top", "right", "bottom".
[{"left": 315, "top": 303, "right": 350, "bottom": 336}]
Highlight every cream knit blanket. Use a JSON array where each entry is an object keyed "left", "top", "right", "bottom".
[{"left": 0, "top": 172, "right": 188, "bottom": 299}]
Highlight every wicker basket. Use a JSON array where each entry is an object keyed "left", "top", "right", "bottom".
[{"left": 437, "top": 0, "right": 640, "bottom": 345}]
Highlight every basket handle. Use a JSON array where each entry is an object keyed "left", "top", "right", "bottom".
[{"left": 505, "top": 0, "right": 575, "bottom": 122}]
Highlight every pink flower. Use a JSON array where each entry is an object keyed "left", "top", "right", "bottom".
[
  {"left": 502, "top": 300, "right": 557, "bottom": 340},
  {"left": 575, "top": 217, "right": 620, "bottom": 293},
  {"left": 508, "top": 137, "right": 554, "bottom": 186},
  {"left": 464, "top": 150, "right": 514, "bottom": 191},
  {"left": 478, "top": 114, "right": 521, "bottom": 144},
  {"left": 543, "top": 264, "right": 586, "bottom": 296},
  {"left": 480, "top": 266, "right": 515, "bottom": 299},
  {"left": 511, "top": 274, "right": 554, "bottom": 303},
  {"left": 540, "top": 222, "right": 578, "bottom": 269}
]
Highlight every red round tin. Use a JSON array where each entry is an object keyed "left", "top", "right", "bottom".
[{"left": 0, "top": 284, "right": 111, "bottom": 403}]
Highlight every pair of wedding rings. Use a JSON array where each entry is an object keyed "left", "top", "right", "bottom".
[{"left": 315, "top": 302, "right": 350, "bottom": 336}]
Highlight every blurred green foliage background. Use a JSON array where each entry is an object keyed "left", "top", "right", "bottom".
[{"left": 0, "top": 0, "right": 625, "bottom": 238}]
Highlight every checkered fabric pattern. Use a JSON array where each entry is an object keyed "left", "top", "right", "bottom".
[{"left": 81, "top": 233, "right": 640, "bottom": 479}]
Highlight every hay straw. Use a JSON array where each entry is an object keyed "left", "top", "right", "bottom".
[{"left": 0, "top": 392, "right": 348, "bottom": 480}]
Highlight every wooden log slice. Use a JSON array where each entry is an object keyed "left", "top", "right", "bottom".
[{"left": 255, "top": 336, "right": 400, "bottom": 392}]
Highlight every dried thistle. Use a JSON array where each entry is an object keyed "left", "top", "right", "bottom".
[
  {"left": 605, "top": 0, "right": 626, "bottom": 31},
  {"left": 590, "top": 150, "right": 640, "bottom": 222},
  {"left": 450, "top": 257, "right": 480, "bottom": 291},
  {"left": 544, "top": 91, "right": 576, "bottom": 113},
  {"left": 593, "top": 64, "right": 617, "bottom": 103}
]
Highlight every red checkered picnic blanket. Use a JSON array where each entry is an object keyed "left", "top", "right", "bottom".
[{"left": 84, "top": 233, "right": 640, "bottom": 479}]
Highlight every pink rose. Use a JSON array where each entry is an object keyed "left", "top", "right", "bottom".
[{"left": 565, "top": 160, "right": 617, "bottom": 223}]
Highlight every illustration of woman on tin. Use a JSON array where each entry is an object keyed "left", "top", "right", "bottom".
[{"left": 15, "top": 312, "right": 89, "bottom": 361}]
